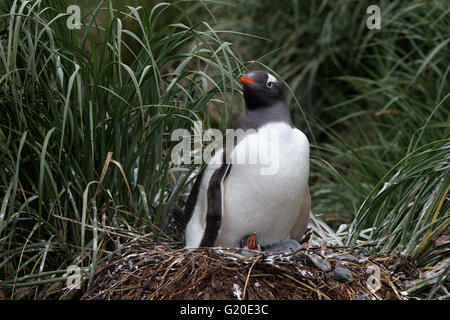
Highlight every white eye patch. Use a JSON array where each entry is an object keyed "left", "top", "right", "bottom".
[{"left": 266, "top": 73, "right": 278, "bottom": 87}]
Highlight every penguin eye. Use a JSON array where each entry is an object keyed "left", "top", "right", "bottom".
[{"left": 266, "top": 81, "right": 273, "bottom": 88}]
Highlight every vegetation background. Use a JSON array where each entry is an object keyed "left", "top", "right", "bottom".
[{"left": 0, "top": 0, "right": 448, "bottom": 299}]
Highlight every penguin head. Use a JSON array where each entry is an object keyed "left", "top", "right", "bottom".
[
  {"left": 238, "top": 70, "right": 285, "bottom": 109},
  {"left": 239, "top": 233, "right": 261, "bottom": 252}
]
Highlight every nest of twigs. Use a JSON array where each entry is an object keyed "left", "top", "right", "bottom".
[{"left": 81, "top": 241, "right": 419, "bottom": 300}]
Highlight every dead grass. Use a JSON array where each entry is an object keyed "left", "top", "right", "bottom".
[{"left": 78, "top": 240, "right": 418, "bottom": 300}]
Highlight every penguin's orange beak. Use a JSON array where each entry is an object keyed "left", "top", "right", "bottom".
[{"left": 239, "top": 74, "right": 256, "bottom": 84}]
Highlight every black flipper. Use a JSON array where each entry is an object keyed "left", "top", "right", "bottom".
[
  {"left": 199, "top": 163, "right": 231, "bottom": 247},
  {"left": 184, "top": 127, "right": 243, "bottom": 247}
]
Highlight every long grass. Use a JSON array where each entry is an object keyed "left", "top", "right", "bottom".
[{"left": 0, "top": 0, "right": 245, "bottom": 296}]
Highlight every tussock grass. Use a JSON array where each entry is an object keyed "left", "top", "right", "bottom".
[{"left": 0, "top": 0, "right": 245, "bottom": 296}]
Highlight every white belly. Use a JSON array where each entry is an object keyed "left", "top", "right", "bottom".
[{"left": 215, "top": 122, "right": 309, "bottom": 247}]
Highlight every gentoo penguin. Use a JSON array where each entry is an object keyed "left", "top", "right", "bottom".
[
  {"left": 240, "top": 233, "right": 261, "bottom": 252},
  {"left": 239, "top": 233, "right": 302, "bottom": 255},
  {"left": 184, "top": 70, "right": 310, "bottom": 250},
  {"left": 237, "top": 233, "right": 262, "bottom": 256}
]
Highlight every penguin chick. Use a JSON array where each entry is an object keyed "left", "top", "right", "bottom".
[
  {"left": 263, "top": 239, "right": 303, "bottom": 254},
  {"left": 238, "top": 233, "right": 262, "bottom": 257}
]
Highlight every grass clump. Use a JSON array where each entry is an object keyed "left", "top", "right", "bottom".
[{"left": 0, "top": 0, "right": 244, "bottom": 296}]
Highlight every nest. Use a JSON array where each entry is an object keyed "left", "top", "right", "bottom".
[{"left": 81, "top": 241, "right": 417, "bottom": 300}]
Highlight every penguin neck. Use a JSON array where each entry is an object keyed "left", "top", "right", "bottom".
[{"left": 243, "top": 102, "right": 293, "bottom": 130}]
